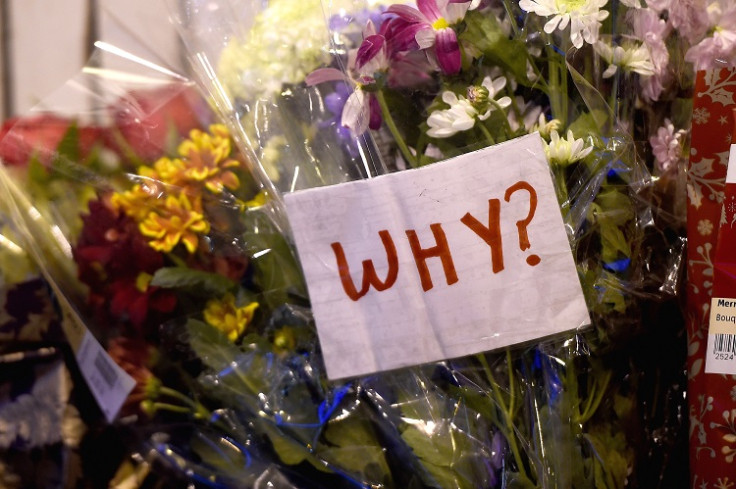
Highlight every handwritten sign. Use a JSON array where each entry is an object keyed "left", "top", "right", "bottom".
[{"left": 284, "top": 133, "right": 590, "bottom": 380}]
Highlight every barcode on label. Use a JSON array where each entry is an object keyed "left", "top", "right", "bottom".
[
  {"left": 713, "top": 333, "right": 736, "bottom": 355},
  {"left": 94, "top": 351, "right": 119, "bottom": 389}
]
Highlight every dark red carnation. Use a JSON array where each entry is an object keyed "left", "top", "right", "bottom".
[{"left": 74, "top": 196, "right": 176, "bottom": 333}]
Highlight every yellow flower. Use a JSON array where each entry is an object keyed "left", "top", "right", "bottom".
[
  {"left": 139, "top": 193, "right": 209, "bottom": 253},
  {"left": 203, "top": 294, "right": 258, "bottom": 342},
  {"left": 112, "top": 183, "right": 162, "bottom": 222},
  {"left": 138, "top": 157, "right": 187, "bottom": 187},
  {"left": 176, "top": 124, "right": 241, "bottom": 194},
  {"left": 242, "top": 191, "right": 269, "bottom": 209}
]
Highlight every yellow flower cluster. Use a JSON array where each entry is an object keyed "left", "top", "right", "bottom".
[
  {"left": 112, "top": 124, "right": 242, "bottom": 254},
  {"left": 203, "top": 293, "right": 259, "bottom": 342}
]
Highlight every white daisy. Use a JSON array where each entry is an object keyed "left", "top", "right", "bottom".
[
  {"left": 427, "top": 76, "right": 512, "bottom": 138},
  {"left": 595, "top": 41, "right": 655, "bottom": 78},
  {"left": 519, "top": 0, "right": 610, "bottom": 49},
  {"left": 544, "top": 130, "right": 594, "bottom": 166}
]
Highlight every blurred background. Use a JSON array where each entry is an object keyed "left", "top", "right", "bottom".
[{"left": 0, "top": 0, "right": 187, "bottom": 120}]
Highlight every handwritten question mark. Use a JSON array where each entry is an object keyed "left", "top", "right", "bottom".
[{"left": 504, "top": 181, "right": 540, "bottom": 266}]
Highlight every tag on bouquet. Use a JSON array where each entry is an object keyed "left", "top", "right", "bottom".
[
  {"left": 706, "top": 110, "right": 736, "bottom": 375},
  {"left": 64, "top": 312, "right": 136, "bottom": 422},
  {"left": 285, "top": 133, "right": 590, "bottom": 379}
]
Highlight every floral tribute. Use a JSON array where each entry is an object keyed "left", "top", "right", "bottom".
[
  {"left": 4, "top": 0, "right": 736, "bottom": 487},
  {"left": 74, "top": 123, "right": 257, "bottom": 342}
]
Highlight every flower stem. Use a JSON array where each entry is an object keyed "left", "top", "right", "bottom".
[
  {"left": 501, "top": 0, "right": 520, "bottom": 37},
  {"left": 506, "top": 349, "right": 516, "bottom": 416},
  {"left": 553, "top": 166, "right": 570, "bottom": 216},
  {"left": 490, "top": 100, "right": 514, "bottom": 138},
  {"left": 375, "top": 90, "right": 416, "bottom": 167},
  {"left": 476, "top": 353, "right": 529, "bottom": 481},
  {"left": 159, "top": 386, "right": 212, "bottom": 419},
  {"left": 478, "top": 123, "right": 496, "bottom": 146},
  {"left": 578, "top": 369, "right": 612, "bottom": 424}
]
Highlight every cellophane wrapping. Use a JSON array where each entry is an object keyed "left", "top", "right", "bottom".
[{"left": 0, "top": 0, "right": 711, "bottom": 487}]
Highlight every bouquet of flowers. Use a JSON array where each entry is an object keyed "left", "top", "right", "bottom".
[{"left": 1, "top": 0, "right": 720, "bottom": 486}]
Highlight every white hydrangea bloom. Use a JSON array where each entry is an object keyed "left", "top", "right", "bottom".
[{"left": 217, "top": 0, "right": 355, "bottom": 99}]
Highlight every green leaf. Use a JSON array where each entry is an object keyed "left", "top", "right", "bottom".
[
  {"left": 584, "top": 431, "right": 630, "bottom": 489},
  {"left": 566, "top": 62, "right": 612, "bottom": 135},
  {"left": 460, "top": 13, "right": 529, "bottom": 85},
  {"left": 264, "top": 423, "right": 318, "bottom": 466},
  {"left": 599, "top": 223, "right": 630, "bottom": 262},
  {"left": 320, "top": 418, "right": 392, "bottom": 484},
  {"left": 186, "top": 318, "right": 243, "bottom": 370},
  {"left": 151, "top": 267, "right": 236, "bottom": 296},
  {"left": 401, "top": 424, "right": 478, "bottom": 489},
  {"left": 396, "top": 387, "right": 477, "bottom": 489},
  {"left": 53, "top": 122, "right": 80, "bottom": 166},
  {"left": 593, "top": 190, "right": 634, "bottom": 226},
  {"left": 27, "top": 156, "right": 50, "bottom": 185},
  {"left": 568, "top": 110, "right": 609, "bottom": 140},
  {"left": 241, "top": 206, "right": 307, "bottom": 310}
]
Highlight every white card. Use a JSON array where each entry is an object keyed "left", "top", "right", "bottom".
[
  {"left": 285, "top": 133, "right": 590, "bottom": 379},
  {"left": 75, "top": 329, "right": 137, "bottom": 422}
]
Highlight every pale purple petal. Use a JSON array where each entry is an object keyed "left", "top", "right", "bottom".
[
  {"left": 342, "top": 89, "right": 369, "bottom": 136},
  {"left": 415, "top": 28, "right": 437, "bottom": 49},
  {"left": 386, "top": 4, "right": 428, "bottom": 24},
  {"left": 387, "top": 19, "right": 430, "bottom": 52},
  {"left": 417, "top": 0, "right": 442, "bottom": 22},
  {"left": 388, "top": 51, "right": 433, "bottom": 87},
  {"left": 363, "top": 19, "right": 378, "bottom": 37},
  {"left": 356, "top": 34, "right": 388, "bottom": 71},
  {"left": 434, "top": 28, "right": 461, "bottom": 75},
  {"left": 444, "top": 1, "right": 469, "bottom": 23},
  {"left": 305, "top": 68, "right": 348, "bottom": 86}
]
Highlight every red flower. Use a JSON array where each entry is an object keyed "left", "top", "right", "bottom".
[
  {"left": 74, "top": 197, "right": 176, "bottom": 332},
  {"left": 0, "top": 115, "right": 104, "bottom": 167},
  {"left": 110, "top": 84, "right": 209, "bottom": 161},
  {"left": 107, "top": 337, "right": 161, "bottom": 416}
]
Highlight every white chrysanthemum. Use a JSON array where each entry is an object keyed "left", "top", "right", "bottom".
[
  {"left": 507, "top": 97, "right": 543, "bottom": 133},
  {"left": 427, "top": 94, "right": 477, "bottom": 138},
  {"left": 519, "top": 0, "right": 610, "bottom": 49},
  {"left": 544, "top": 130, "right": 593, "bottom": 165},
  {"left": 595, "top": 41, "right": 655, "bottom": 78},
  {"left": 531, "top": 113, "right": 562, "bottom": 139},
  {"left": 427, "top": 76, "right": 512, "bottom": 138}
]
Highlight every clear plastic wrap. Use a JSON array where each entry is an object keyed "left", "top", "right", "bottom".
[{"left": 0, "top": 0, "right": 698, "bottom": 487}]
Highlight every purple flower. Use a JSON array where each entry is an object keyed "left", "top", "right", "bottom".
[
  {"left": 684, "top": 2, "right": 736, "bottom": 71},
  {"left": 329, "top": 6, "right": 387, "bottom": 34},
  {"left": 629, "top": 8, "right": 670, "bottom": 102},
  {"left": 306, "top": 22, "right": 388, "bottom": 136},
  {"left": 385, "top": 0, "right": 473, "bottom": 75}
]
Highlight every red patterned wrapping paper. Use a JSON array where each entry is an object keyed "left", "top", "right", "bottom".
[{"left": 687, "top": 68, "right": 736, "bottom": 488}]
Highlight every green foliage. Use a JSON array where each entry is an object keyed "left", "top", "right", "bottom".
[
  {"left": 460, "top": 13, "right": 530, "bottom": 86},
  {"left": 241, "top": 205, "right": 307, "bottom": 310},
  {"left": 151, "top": 267, "right": 237, "bottom": 296},
  {"left": 319, "top": 417, "right": 393, "bottom": 485},
  {"left": 397, "top": 388, "right": 479, "bottom": 489}
]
